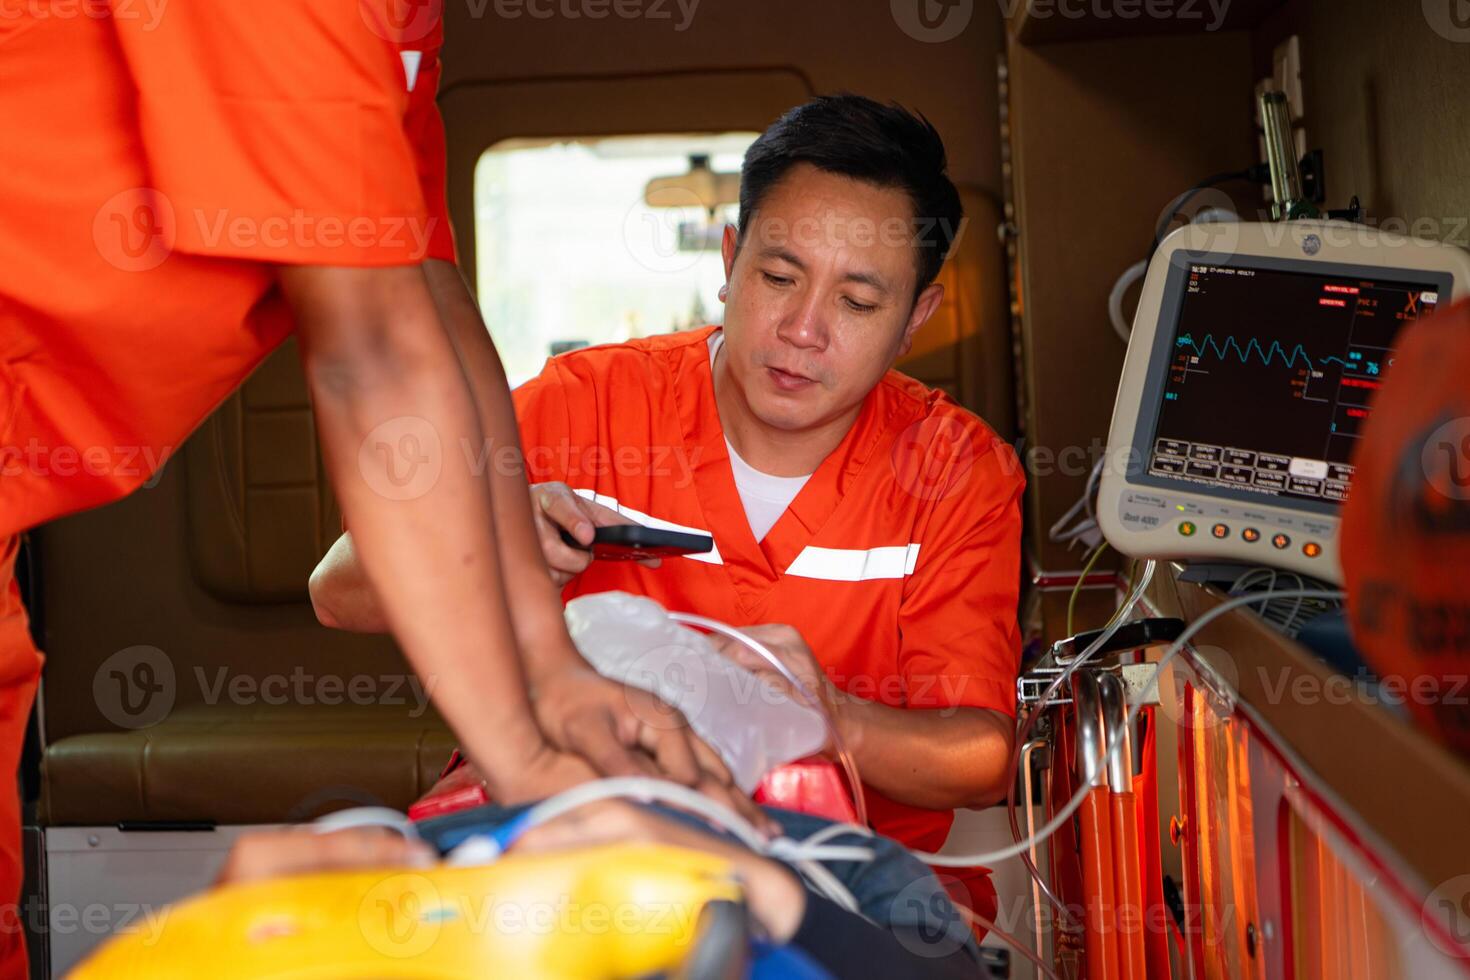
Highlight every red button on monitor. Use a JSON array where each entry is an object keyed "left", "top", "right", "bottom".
[
  {"left": 1242, "top": 528, "right": 1261, "bottom": 543},
  {"left": 1212, "top": 524, "right": 1229, "bottom": 539},
  {"left": 1303, "top": 542, "right": 1322, "bottom": 558},
  {"left": 1272, "top": 533, "right": 1291, "bottom": 550}
]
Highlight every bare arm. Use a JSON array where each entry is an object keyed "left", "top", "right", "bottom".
[
  {"left": 836, "top": 701, "right": 1014, "bottom": 810},
  {"left": 308, "top": 261, "right": 622, "bottom": 638},
  {"left": 283, "top": 263, "right": 566, "bottom": 801},
  {"left": 417, "top": 258, "right": 583, "bottom": 676},
  {"left": 298, "top": 261, "right": 759, "bottom": 822}
]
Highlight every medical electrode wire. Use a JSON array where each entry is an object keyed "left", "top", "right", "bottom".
[
  {"left": 1001, "top": 558, "right": 1158, "bottom": 927},
  {"left": 909, "top": 585, "right": 1344, "bottom": 870},
  {"left": 311, "top": 807, "right": 419, "bottom": 839},
  {"left": 920, "top": 560, "right": 1159, "bottom": 870},
  {"left": 1066, "top": 541, "right": 1111, "bottom": 637},
  {"left": 958, "top": 905, "right": 1064, "bottom": 980},
  {"left": 669, "top": 611, "right": 870, "bottom": 829},
  {"left": 498, "top": 777, "right": 869, "bottom": 914}
]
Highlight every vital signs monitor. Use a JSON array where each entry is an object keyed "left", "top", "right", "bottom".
[{"left": 1098, "top": 220, "right": 1470, "bottom": 583}]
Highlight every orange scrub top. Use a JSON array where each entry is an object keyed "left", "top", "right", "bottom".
[
  {"left": 0, "top": 8, "right": 452, "bottom": 971},
  {"left": 0, "top": 4, "right": 451, "bottom": 539},
  {"left": 513, "top": 327, "right": 1026, "bottom": 851}
]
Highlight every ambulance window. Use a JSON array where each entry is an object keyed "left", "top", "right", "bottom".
[{"left": 474, "top": 133, "right": 757, "bottom": 387}]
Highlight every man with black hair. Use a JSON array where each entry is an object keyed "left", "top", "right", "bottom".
[{"left": 313, "top": 95, "right": 1023, "bottom": 858}]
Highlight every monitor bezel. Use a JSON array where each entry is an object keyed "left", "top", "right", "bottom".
[{"left": 1125, "top": 249, "right": 1455, "bottom": 517}]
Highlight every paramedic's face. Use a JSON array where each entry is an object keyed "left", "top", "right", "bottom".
[{"left": 719, "top": 164, "right": 944, "bottom": 434}]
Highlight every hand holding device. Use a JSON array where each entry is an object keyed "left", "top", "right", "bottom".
[
  {"left": 557, "top": 524, "right": 714, "bottom": 562},
  {"left": 530, "top": 481, "right": 669, "bottom": 586}
]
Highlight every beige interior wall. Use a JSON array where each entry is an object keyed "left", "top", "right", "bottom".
[
  {"left": 439, "top": 1, "right": 1007, "bottom": 191},
  {"left": 1006, "top": 30, "right": 1258, "bottom": 578},
  {"left": 1253, "top": 0, "right": 1470, "bottom": 246}
]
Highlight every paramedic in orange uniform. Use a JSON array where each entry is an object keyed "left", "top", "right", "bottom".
[
  {"left": 312, "top": 96, "right": 1025, "bottom": 854},
  {"left": 0, "top": 6, "right": 738, "bottom": 973}
]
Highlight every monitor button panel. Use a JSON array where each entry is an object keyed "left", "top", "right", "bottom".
[{"left": 1115, "top": 488, "right": 1334, "bottom": 578}]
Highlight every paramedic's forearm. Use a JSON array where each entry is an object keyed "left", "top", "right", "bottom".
[
  {"left": 283, "top": 264, "right": 545, "bottom": 790},
  {"left": 838, "top": 701, "right": 1014, "bottom": 810},
  {"left": 422, "top": 258, "right": 581, "bottom": 677}
]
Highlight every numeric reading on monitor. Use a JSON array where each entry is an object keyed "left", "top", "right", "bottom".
[{"left": 1149, "top": 263, "right": 1440, "bottom": 504}]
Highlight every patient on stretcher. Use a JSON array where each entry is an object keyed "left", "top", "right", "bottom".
[{"left": 87, "top": 798, "right": 983, "bottom": 979}]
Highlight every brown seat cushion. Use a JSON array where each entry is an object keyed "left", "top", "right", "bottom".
[
  {"left": 185, "top": 338, "right": 343, "bottom": 604},
  {"left": 41, "top": 702, "right": 455, "bottom": 825}
]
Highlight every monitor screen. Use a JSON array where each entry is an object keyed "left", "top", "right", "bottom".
[{"left": 1140, "top": 256, "right": 1449, "bottom": 510}]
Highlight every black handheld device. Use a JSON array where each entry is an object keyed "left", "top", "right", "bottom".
[{"left": 559, "top": 525, "right": 714, "bottom": 561}]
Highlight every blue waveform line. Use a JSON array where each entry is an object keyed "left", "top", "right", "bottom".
[{"left": 1175, "top": 333, "right": 1350, "bottom": 372}]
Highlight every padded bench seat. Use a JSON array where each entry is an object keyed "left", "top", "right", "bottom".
[{"left": 42, "top": 703, "right": 455, "bottom": 825}]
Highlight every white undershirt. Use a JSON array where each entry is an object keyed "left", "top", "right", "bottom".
[{"left": 708, "top": 332, "right": 812, "bottom": 541}]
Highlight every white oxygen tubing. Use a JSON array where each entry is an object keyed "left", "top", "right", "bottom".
[
  {"left": 311, "top": 807, "right": 418, "bottom": 839},
  {"left": 1000, "top": 557, "right": 1159, "bottom": 929},
  {"left": 960, "top": 906, "right": 1064, "bottom": 980},
  {"left": 1109, "top": 259, "right": 1148, "bottom": 344},
  {"left": 910, "top": 586, "right": 1345, "bottom": 869},
  {"left": 669, "top": 611, "right": 869, "bottom": 829},
  {"left": 505, "top": 777, "right": 870, "bottom": 915}
]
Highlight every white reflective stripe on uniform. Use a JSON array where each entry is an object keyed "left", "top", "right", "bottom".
[
  {"left": 570, "top": 489, "right": 723, "bottom": 565},
  {"left": 783, "top": 543, "right": 922, "bottom": 582},
  {"left": 401, "top": 50, "right": 424, "bottom": 92}
]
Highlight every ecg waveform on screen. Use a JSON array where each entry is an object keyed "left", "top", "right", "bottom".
[{"left": 1174, "top": 333, "right": 1349, "bottom": 372}]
